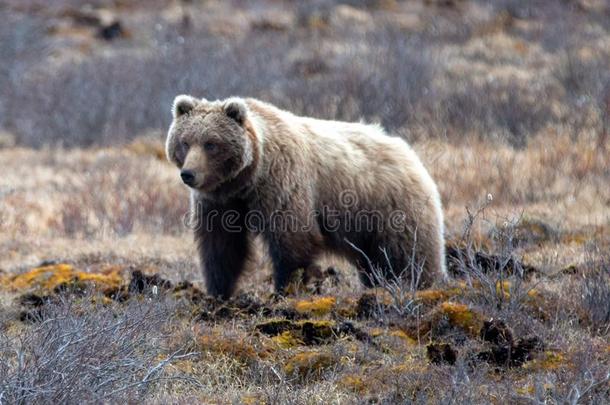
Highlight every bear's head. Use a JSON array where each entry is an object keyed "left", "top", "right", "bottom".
[{"left": 166, "top": 95, "right": 256, "bottom": 195}]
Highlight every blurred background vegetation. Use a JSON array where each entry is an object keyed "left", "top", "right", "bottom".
[{"left": 0, "top": 0, "right": 607, "bottom": 148}]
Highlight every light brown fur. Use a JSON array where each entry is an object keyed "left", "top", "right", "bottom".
[{"left": 166, "top": 96, "right": 446, "bottom": 298}]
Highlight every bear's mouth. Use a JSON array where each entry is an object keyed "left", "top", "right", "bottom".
[{"left": 193, "top": 175, "right": 221, "bottom": 191}]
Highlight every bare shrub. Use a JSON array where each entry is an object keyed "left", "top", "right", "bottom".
[
  {"left": 579, "top": 260, "right": 610, "bottom": 335},
  {"left": 0, "top": 294, "right": 196, "bottom": 403},
  {"left": 2, "top": 0, "right": 129, "bottom": 10},
  {"left": 554, "top": 47, "right": 610, "bottom": 139},
  {"left": 282, "top": 29, "right": 433, "bottom": 132},
  {"left": 3, "top": 0, "right": 608, "bottom": 150},
  {"left": 346, "top": 239, "right": 423, "bottom": 320},
  {"left": 450, "top": 200, "right": 535, "bottom": 314},
  {"left": 8, "top": 24, "right": 433, "bottom": 147},
  {"left": 429, "top": 83, "right": 554, "bottom": 147},
  {"left": 0, "top": 10, "right": 49, "bottom": 132},
  {"left": 10, "top": 54, "right": 168, "bottom": 147},
  {"left": 54, "top": 155, "right": 188, "bottom": 237}
]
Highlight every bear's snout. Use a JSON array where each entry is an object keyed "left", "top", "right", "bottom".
[{"left": 180, "top": 169, "right": 196, "bottom": 187}]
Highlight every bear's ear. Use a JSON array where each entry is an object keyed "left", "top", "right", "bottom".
[
  {"left": 172, "top": 95, "right": 198, "bottom": 118},
  {"left": 223, "top": 98, "right": 247, "bottom": 125}
]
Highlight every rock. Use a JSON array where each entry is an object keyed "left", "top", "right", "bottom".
[
  {"left": 330, "top": 5, "right": 375, "bottom": 29},
  {"left": 256, "top": 318, "right": 368, "bottom": 346},
  {"left": 8, "top": 263, "right": 123, "bottom": 292}
]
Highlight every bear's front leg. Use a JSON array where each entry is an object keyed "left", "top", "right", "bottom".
[{"left": 192, "top": 197, "right": 249, "bottom": 300}]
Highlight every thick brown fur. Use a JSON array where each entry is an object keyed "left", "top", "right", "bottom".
[{"left": 167, "top": 96, "right": 447, "bottom": 299}]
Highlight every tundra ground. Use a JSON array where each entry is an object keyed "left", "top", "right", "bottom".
[{"left": 0, "top": 0, "right": 608, "bottom": 403}]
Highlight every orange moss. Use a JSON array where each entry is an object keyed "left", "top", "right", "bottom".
[
  {"left": 284, "top": 350, "right": 335, "bottom": 377},
  {"left": 523, "top": 351, "right": 567, "bottom": 371},
  {"left": 416, "top": 289, "right": 449, "bottom": 303},
  {"left": 370, "top": 328, "right": 384, "bottom": 338},
  {"left": 294, "top": 296, "right": 336, "bottom": 316},
  {"left": 198, "top": 334, "right": 268, "bottom": 364},
  {"left": 416, "top": 283, "right": 466, "bottom": 304},
  {"left": 439, "top": 301, "right": 484, "bottom": 335},
  {"left": 389, "top": 352, "right": 429, "bottom": 374},
  {"left": 336, "top": 297, "right": 358, "bottom": 318},
  {"left": 4, "top": 264, "right": 123, "bottom": 292},
  {"left": 91, "top": 295, "right": 114, "bottom": 306},
  {"left": 492, "top": 280, "right": 540, "bottom": 301},
  {"left": 390, "top": 329, "right": 417, "bottom": 345},
  {"left": 241, "top": 394, "right": 265, "bottom": 405},
  {"left": 370, "top": 327, "right": 418, "bottom": 355},
  {"left": 370, "top": 328, "right": 416, "bottom": 345},
  {"left": 340, "top": 374, "right": 367, "bottom": 394},
  {"left": 561, "top": 231, "right": 590, "bottom": 245}
]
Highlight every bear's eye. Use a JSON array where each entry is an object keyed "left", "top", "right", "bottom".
[
  {"left": 180, "top": 140, "right": 189, "bottom": 151},
  {"left": 203, "top": 141, "right": 217, "bottom": 152}
]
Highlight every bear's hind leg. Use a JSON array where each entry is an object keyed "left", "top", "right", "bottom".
[
  {"left": 344, "top": 237, "right": 422, "bottom": 289},
  {"left": 266, "top": 231, "right": 322, "bottom": 294}
]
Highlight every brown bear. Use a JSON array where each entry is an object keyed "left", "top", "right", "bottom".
[{"left": 166, "top": 95, "right": 446, "bottom": 299}]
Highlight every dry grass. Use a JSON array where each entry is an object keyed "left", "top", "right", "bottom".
[
  {"left": 0, "top": 134, "right": 607, "bottom": 402},
  {"left": 0, "top": 0, "right": 608, "bottom": 403}
]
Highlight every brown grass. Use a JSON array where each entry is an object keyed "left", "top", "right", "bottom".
[{"left": 0, "top": 0, "right": 609, "bottom": 403}]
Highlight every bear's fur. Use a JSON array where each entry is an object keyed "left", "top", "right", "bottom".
[{"left": 166, "top": 96, "right": 446, "bottom": 299}]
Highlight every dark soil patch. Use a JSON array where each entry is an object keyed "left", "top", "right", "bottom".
[
  {"left": 477, "top": 319, "right": 544, "bottom": 367},
  {"left": 446, "top": 245, "right": 538, "bottom": 278},
  {"left": 256, "top": 319, "right": 371, "bottom": 345},
  {"left": 427, "top": 343, "right": 457, "bottom": 365}
]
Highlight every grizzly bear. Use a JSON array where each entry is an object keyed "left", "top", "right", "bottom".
[{"left": 166, "top": 95, "right": 446, "bottom": 299}]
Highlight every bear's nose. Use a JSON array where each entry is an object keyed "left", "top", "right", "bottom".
[{"left": 180, "top": 170, "right": 196, "bottom": 186}]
